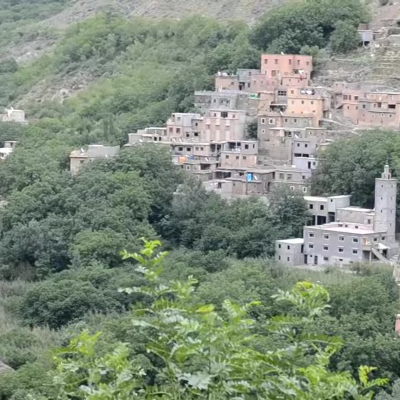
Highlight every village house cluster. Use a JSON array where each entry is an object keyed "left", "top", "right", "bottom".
[
  {"left": 68, "top": 51, "right": 400, "bottom": 267},
  {"left": 117, "top": 53, "right": 334, "bottom": 197},
  {"left": 276, "top": 165, "right": 398, "bottom": 267}
]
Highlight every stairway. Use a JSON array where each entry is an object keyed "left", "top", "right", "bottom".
[{"left": 371, "top": 246, "right": 392, "bottom": 265}]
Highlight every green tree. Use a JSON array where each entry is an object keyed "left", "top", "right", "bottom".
[
  {"left": 311, "top": 130, "right": 400, "bottom": 208},
  {"left": 51, "top": 240, "right": 387, "bottom": 399},
  {"left": 330, "top": 21, "right": 360, "bottom": 53}
]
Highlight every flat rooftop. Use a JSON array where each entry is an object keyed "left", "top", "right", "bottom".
[
  {"left": 307, "top": 222, "right": 384, "bottom": 235},
  {"left": 304, "top": 196, "right": 328, "bottom": 202},
  {"left": 338, "top": 206, "right": 374, "bottom": 213},
  {"left": 277, "top": 238, "right": 304, "bottom": 244}
]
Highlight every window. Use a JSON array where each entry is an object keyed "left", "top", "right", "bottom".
[
  {"left": 320, "top": 205, "right": 324, "bottom": 211},
  {"left": 236, "top": 156, "right": 239, "bottom": 160},
  {"left": 324, "top": 234, "right": 329, "bottom": 240},
  {"left": 352, "top": 249, "right": 358, "bottom": 255},
  {"left": 309, "top": 244, "right": 314, "bottom": 249},
  {"left": 221, "top": 112, "right": 228, "bottom": 118},
  {"left": 176, "top": 128, "right": 181, "bottom": 133},
  {"left": 194, "top": 132, "right": 199, "bottom": 137},
  {"left": 275, "top": 59, "right": 278, "bottom": 64},
  {"left": 79, "top": 160, "right": 85, "bottom": 165},
  {"left": 324, "top": 257, "right": 329, "bottom": 261},
  {"left": 290, "top": 186, "right": 295, "bottom": 191},
  {"left": 287, "top": 174, "right": 292, "bottom": 180},
  {"left": 243, "top": 156, "right": 247, "bottom": 160},
  {"left": 264, "top": 59, "right": 268, "bottom": 64},
  {"left": 287, "top": 245, "right": 291, "bottom": 250},
  {"left": 278, "top": 90, "right": 287, "bottom": 96},
  {"left": 287, "top": 257, "right": 290, "bottom": 262},
  {"left": 352, "top": 238, "right": 359, "bottom": 243},
  {"left": 339, "top": 258, "right": 343, "bottom": 262},
  {"left": 355, "top": 96, "right": 359, "bottom": 100},
  {"left": 309, "top": 233, "right": 314, "bottom": 238},
  {"left": 245, "top": 144, "right": 249, "bottom": 149},
  {"left": 382, "top": 236, "right": 386, "bottom": 241},
  {"left": 339, "top": 236, "right": 344, "bottom": 241},
  {"left": 279, "top": 173, "right": 284, "bottom": 179},
  {"left": 269, "top": 118, "right": 275, "bottom": 124},
  {"left": 195, "top": 147, "right": 199, "bottom": 151},
  {"left": 278, "top": 256, "right": 281, "bottom": 260},
  {"left": 186, "top": 147, "right": 191, "bottom": 152},
  {"left": 178, "top": 147, "right": 183, "bottom": 151},
  {"left": 225, "top": 155, "right": 229, "bottom": 159},
  {"left": 323, "top": 246, "right": 328, "bottom": 251},
  {"left": 200, "top": 147, "right": 204, "bottom": 151},
  {"left": 374, "top": 237, "right": 378, "bottom": 242},
  {"left": 302, "top": 187, "right": 307, "bottom": 193},
  {"left": 278, "top": 244, "right": 281, "bottom": 248},
  {"left": 338, "top": 247, "right": 344, "bottom": 253},
  {"left": 367, "top": 219, "right": 371, "bottom": 224},
  {"left": 261, "top": 118, "right": 266, "bottom": 124},
  {"left": 309, "top": 204, "right": 314, "bottom": 210}
]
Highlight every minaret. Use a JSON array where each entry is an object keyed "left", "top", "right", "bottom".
[{"left": 374, "top": 164, "right": 397, "bottom": 244}]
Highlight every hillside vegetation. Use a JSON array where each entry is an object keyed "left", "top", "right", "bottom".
[{"left": 2, "top": 0, "right": 400, "bottom": 398}]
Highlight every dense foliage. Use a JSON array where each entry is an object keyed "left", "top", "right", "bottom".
[
  {"left": 250, "top": 0, "right": 368, "bottom": 54},
  {"left": 0, "top": 2, "right": 394, "bottom": 399},
  {"left": 311, "top": 130, "right": 400, "bottom": 208}
]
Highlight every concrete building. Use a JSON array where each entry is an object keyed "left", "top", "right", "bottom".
[
  {"left": 276, "top": 165, "right": 398, "bottom": 267},
  {"left": 69, "top": 145, "right": 120, "bottom": 174},
  {"left": 0, "top": 141, "right": 17, "bottom": 160},
  {"left": 2, "top": 108, "right": 26, "bottom": 123},
  {"left": 260, "top": 54, "right": 313, "bottom": 79}
]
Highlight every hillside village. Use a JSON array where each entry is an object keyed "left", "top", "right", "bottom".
[{"left": 66, "top": 24, "right": 400, "bottom": 269}]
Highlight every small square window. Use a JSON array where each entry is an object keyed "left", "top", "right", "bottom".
[
  {"left": 323, "top": 246, "right": 329, "bottom": 251},
  {"left": 338, "top": 247, "right": 344, "bottom": 253},
  {"left": 352, "top": 249, "right": 358, "bottom": 255},
  {"left": 309, "top": 233, "right": 314, "bottom": 238},
  {"left": 324, "top": 235, "right": 329, "bottom": 240},
  {"left": 339, "top": 236, "right": 344, "bottom": 241},
  {"left": 309, "top": 244, "right": 314, "bottom": 249},
  {"left": 287, "top": 245, "right": 291, "bottom": 250},
  {"left": 320, "top": 205, "right": 324, "bottom": 211},
  {"left": 352, "top": 238, "right": 359, "bottom": 243},
  {"left": 287, "top": 257, "right": 290, "bottom": 262},
  {"left": 278, "top": 244, "right": 281, "bottom": 248},
  {"left": 382, "top": 236, "right": 386, "bottom": 241},
  {"left": 309, "top": 204, "right": 314, "bottom": 209},
  {"left": 324, "top": 257, "right": 329, "bottom": 261},
  {"left": 278, "top": 255, "right": 281, "bottom": 260}
]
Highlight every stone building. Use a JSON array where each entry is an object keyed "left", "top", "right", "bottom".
[
  {"left": 276, "top": 165, "right": 398, "bottom": 267},
  {"left": 2, "top": 108, "right": 26, "bottom": 123},
  {"left": 69, "top": 145, "right": 120, "bottom": 174}
]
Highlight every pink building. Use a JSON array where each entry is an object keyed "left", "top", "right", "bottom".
[{"left": 260, "top": 54, "right": 313, "bottom": 78}]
